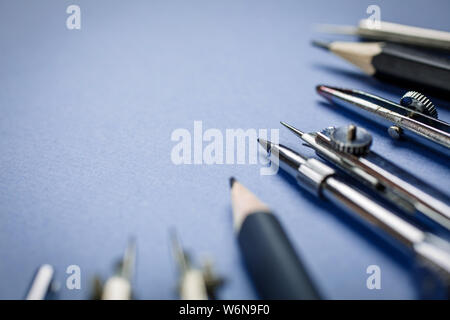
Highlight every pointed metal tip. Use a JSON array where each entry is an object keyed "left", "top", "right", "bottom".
[
  {"left": 229, "top": 177, "right": 236, "bottom": 188},
  {"left": 127, "top": 236, "right": 137, "bottom": 247},
  {"left": 168, "top": 226, "right": 177, "bottom": 238},
  {"left": 169, "top": 228, "right": 179, "bottom": 250},
  {"left": 280, "top": 121, "right": 304, "bottom": 138},
  {"left": 121, "top": 237, "right": 137, "bottom": 280},
  {"left": 169, "top": 228, "right": 190, "bottom": 272},
  {"left": 316, "top": 84, "right": 327, "bottom": 93},
  {"left": 123, "top": 238, "right": 136, "bottom": 261},
  {"left": 311, "top": 40, "right": 331, "bottom": 50},
  {"left": 126, "top": 238, "right": 137, "bottom": 257},
  {"left": 169, "top": 228, "right": 182, "bottom": 252},
  {"left": 317, "top": 84, "right": 337, "bottom": 95},
  {"left": 316, "top": 84, "right": 340, "bottom": 101},
  {"left": 257, "top": 138, "right": 272, "bottom": 152}
]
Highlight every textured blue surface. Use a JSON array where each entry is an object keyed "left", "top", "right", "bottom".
[{"left": 1, "top": 0, "right": 449, "bottom": 299}]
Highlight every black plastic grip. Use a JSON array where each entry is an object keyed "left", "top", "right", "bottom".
[
  {"left": 238, "top": 212, "right": 321, "bottom": 300},
  {"left": 372, "top": 43, "right": 450, "bottom": 95}
]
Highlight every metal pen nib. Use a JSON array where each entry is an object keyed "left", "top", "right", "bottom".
[
  {"left": 120, "top": 239, "right": 136, "bottom": 281},
  {"left": 101, "top": 239, "right": 136, "bottom": 300},
  {"left": 316, "top": 85, "right": 450, "bottom": 157},
  {"left": 280, "top": 122, "right": 450, "bottom": 232},
  {"left": 258, "top": 138, "right": 450, "bottom": 290},
  {"left": 171, "top": 230, "right": 191, "bottom": 275},
  {"left": 171, "top": 230, "right": 224, "bottom": 300}
]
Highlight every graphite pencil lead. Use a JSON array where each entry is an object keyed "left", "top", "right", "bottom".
[
  {"left": 311, "top": 40, "right": 331, "bottom": 51},
  {"left": 229, "top": 177, "right": 236, "bottom": 188},
  {"left": 229, "top": 178, "right": 271, "bottom": 231},
  {"left": 280, "top": 122, "right": 304, "bottom": 138}
]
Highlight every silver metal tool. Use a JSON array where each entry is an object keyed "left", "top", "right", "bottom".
[
  {"left": 315, "top": 19, "right": 450, "bottom": 52},
  {"left": 316, "top": 85, "right": 450, "bottom": 157},
  {"left": 26, "top": 264, "right": 55, "bottom": 300},
  {"left": 98, "top": 239, "right": 136, "bottom": 300},
  {"left": 171, "top": 231, "right": 224, "bottom": 300},
  {"left": 258, "top": 138, "right": 450, "bottom": 288},
  {"left": 281, "top": 122, "right": 450, "bottom": 231}
]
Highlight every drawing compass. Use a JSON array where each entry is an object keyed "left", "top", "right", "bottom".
[
  {"left": 92, "top": 239, "right": 136, "bottom": 300},
  {"left": 316, "top": 85, "right": 450, "bottom": 157},
  {"left": 281, "top": 122, "right": 450, "bottom": 232}
]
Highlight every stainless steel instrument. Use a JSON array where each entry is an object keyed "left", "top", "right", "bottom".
[
  {"left": 281, "top": 122, "right": 450, "bottom": 231},
  {"left": 316, "top": 85, "right": 450, "bottom": 157}
]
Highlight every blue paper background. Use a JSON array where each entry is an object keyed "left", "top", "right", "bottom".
[{"left": 1, "top": 0, "right": 449, "bottom": 299}]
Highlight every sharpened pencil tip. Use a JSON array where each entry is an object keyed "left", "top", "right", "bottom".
[
  {"left": 229, "top": 179, "right": 272, "bottom": 231},
  {"left": 311, "top": 40, "right": 331, "bottom": 50},
  {"left": 229, "top": 177, "right": 236, "bottom": 188}
]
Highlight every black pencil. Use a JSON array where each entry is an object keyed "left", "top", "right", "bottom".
[
  {"left": 313, "top": 40, "right": 450, "bottom": 96},
  {"left": 229, "top": 177, "right": 321, "bottom": 300}
]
